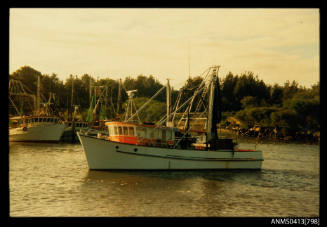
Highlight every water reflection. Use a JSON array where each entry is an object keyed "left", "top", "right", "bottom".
[
  {"left": 9, "top": 141, "right": 319, "bottom": 217},
  {"left": 78, "top": 170, "right": 266, "bottom": 216}
]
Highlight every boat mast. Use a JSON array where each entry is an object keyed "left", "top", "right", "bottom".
[
  {"left": 36, "top": 74, "right": 41, "bottom": 115},
  {"left": 117, "top": 79, "right": 122, "bottom": 117},
  {"left": 70, "top": 75, "right": 74, "bottom": 121},
  {"left": 89, "top": 77, "right": 92, "bottom": 105},
  {"left": 166, "top": 79, "right": 173, "bottom": 127},
  {"left": 124, "top": 90, "right": 140, "bottom": 123},
  {"left": 206, "top": 66, "right": 221, "bottom": 146}
]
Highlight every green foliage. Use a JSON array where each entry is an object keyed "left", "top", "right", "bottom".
[
  {"left": 123, "top": 75, "right": 165, "bottom": 102},
  {"left": 9, "top": 65, "right": 320, "bottom": 134},
  {"left": 284, "top": 96, "right": 320, "bottom": 131},
  {"left": 240, "top": 96, "right": 260, "bottom": 108},
  {"left": 126, "top": 97, "right": 166, "bottom": 123},
  {"left": 235, "top": 106, "right": 279, "bottom": 128},
  {"left": 271, "top": 109, "right": 298, "bottom": 130},
  {"left": 269, "top": 84, "right": 284, "bottom": 106},
  {"left": 221, "top": 71, "right": 270, "bottom": 111}
]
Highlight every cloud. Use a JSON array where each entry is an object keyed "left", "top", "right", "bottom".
[{"left": 10, "top": 8, "right": 319, "bottom": 88}]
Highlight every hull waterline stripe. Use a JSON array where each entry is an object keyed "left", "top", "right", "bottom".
[{"left": 116, "top": 150, "right": 263, "bottom": 162}]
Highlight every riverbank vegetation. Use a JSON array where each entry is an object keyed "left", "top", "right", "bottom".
[{"left": 9, "top": 66, "right": 320, "bottom": 142}]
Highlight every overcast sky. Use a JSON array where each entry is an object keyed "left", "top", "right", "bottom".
[{"left": 9, "top": 8, "right": 319, "bottom": 89}]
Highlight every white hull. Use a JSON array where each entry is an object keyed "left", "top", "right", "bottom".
[
  {"left": 77, "top": 133, "right": 263, "bottom": 170},
  {"left": 9, "top": 123, "right": 66, "bottom": 142}
]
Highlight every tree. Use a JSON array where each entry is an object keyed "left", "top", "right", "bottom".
[
  {"left": 271, "top": 108, "right": 298, "bottom": 131},
  {"left": 221, "top": 72, "right": 239, "bottom": 111},
  {"left": 270, "top": 84, "right": 283, "bottom": 106},
  {"left": 240, "top": 96, "right": 260, "bottom": 108},
  {"left": 10, "top": 66, "right": 42, "bottom": 94}
]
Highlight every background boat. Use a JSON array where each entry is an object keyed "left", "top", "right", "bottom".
[{"left": 9, "top": 75, "right": 66, "bottom": 142}]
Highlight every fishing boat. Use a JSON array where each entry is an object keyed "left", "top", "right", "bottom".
[
  {"left": 9, "top": 75, "right": 66, "bottom": 142},
  {"left": 77, "top": 66, "right": 263, "bottom": 170},
  {"left": 9, "top": 115, "right": 66, "bottom": 142}
]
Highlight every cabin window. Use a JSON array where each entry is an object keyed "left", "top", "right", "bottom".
[
  {"left": 123, "top": 126, "right": 128, "bottom": 135},
  {"left": 128, "top": 127, "right": 135, "bottom": 136},
  {"left": 162, "top": 130, "right": 166, "bottom": 141},
  {"left": 149, "top": 129, "right": 154, "bottom": 138},
  {"left": 166, "top": 130, "right": 172, "bottom": 140},
  {"left": 118, "top": 126, "right": 123, "bottom": 135},
  {"left": 108, "top": 126, "right": 114, "bottom": 135},
  {"left": 154, "top": 128, "right": 159, "bottom": 139},
  {"left": 136, "top": 127, "right": 146, "bottom": 137},
  {"left": 114, "top": 126, "right": 118, "bottom": 135}
]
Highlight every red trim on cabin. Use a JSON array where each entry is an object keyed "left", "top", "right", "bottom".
[{"left": 109, "top": 135, "right": 138, "bottom": 145}]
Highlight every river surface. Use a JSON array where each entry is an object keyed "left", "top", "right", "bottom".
[{"left": 9, "top": 140, "right": 320, "bottom": 217}]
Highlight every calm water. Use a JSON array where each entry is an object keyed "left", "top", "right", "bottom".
[{"left": 9, "top": 140, "right": 320, "bottom": 217}]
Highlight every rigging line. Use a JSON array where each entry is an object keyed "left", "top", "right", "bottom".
[
  {"left": 172, "top": 88, "right": 182, "bottom": 112},
  {"left": 132, "top": 99, "right": 142, "bottom": 123},
  {"left": 9, "top": 96, "right": 21, "bottom": 116},
  {"left": 177, "top": 79, "right": 207, "bottom": 127},
  {"left": 156, "top": 84, "right": 206, "bottom": 126},
  {"left": 173, "top": 110, "right": 207, "bottom": 149},
  {"left": 127, "top": 86, "right": 165, "bottom": 122}
]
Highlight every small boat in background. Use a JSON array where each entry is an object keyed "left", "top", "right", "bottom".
[
  {"left": 9, "top": 115, "right": 66, "bottom": 142},
  {"left": 9, "top": 74, "right": 66, "bottom": 142},
  {"left": 77, "top": 66, "right": 263, "bottom": 170}
]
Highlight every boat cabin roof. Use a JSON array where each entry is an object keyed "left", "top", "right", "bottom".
[
  {"left": 10, "top": 115, "right": 60, "bottom": 120},
  {"left": 105, "top": 121, "right": 179, "bottom": 131}
]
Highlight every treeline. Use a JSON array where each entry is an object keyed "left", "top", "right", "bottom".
[
  {"left": 219, "top": 72, "right": 320, "bottom": 141},
  {"left": 9, "top": 66, "right": 320, "bottom": 139},
  {"left": 9, "top": 66, "right": 175, "bottom": 122}
]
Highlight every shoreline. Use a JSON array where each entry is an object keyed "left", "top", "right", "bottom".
[{"left": 218, "top": 128, "right": 320, "bottom": 146}]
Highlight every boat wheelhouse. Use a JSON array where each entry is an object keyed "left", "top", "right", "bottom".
[
  {"left": 105, "top": 121, "right": 178, "bottom": 147},
  {"left": 10, "top": 115, "right": 61, "bottom": 127},
  {"left": 65, "top": 121, "right": 89, "bottom": 129}
]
